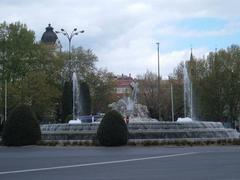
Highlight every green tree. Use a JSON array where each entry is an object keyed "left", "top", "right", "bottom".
[
  {"left": 0, "top": 22, "right": 36, "bottom": 82},
  {"left": 0, "top": 22, "right": 63, "bottom": 121},
  {"left": 172, "top": 45, "right": 240, "bottom": 126},
  {"left": 86, "top": 69, "right": 116, "bottom": 114},
  {"left": 137, "top": 71, "right": 158, "bottom": 118},
  {"left": 8, "top": 71, "right": 61, "bottom": 120},
  {"left": 0, "top": 22, "right": 37, "bottom": 117},
  {"left": 61, "top": 47, "right": 98, "bottom": 81},
  {"left": 198, "top": 45, "right": 240, "bottom": 123}
]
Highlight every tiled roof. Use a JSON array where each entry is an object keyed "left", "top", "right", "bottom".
[{"left": 116, "top": 75, "right": 134, "bottom": 87}]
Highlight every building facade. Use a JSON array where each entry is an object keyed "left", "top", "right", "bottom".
[{"left": 114, "top": 74, "right": 135, "bottom": 99}]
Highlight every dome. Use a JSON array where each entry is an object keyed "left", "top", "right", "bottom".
[{"left": 41, "top": 24, "right": 58, "bottom": 44}]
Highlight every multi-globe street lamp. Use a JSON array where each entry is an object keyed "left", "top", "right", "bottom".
[{"left": 55, "top": 28, "right": 84, "bottom": 60}]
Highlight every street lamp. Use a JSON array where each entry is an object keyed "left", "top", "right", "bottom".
[
  {"left": 55, "top": 28, "right": 84, "bottom": 60},
  {"left": 170, "top": 83, "right": 174, "bottom": 122},
  {"left": 156, "top": 42, "right": 161, "bottom": 121}
]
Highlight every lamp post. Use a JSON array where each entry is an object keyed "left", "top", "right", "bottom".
[
  {"left": 56, "top": 28, "right": 84, "bottom": 60},
  {"left": 156, "top": 42, "right": 161, "bottom": 121},
  {"left": 170, "top": 83, "right": 174, "bottom": 122}
]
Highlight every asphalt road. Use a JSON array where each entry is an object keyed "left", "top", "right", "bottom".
[{"left": 0, "top": 145, "right": 240, "bottom": 180}]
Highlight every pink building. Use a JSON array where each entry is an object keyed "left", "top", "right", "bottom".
[{"left": 114, "top": 74, "right": 134, "bottom": 99}]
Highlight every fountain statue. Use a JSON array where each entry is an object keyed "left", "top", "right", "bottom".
[{"left": 109, "top": 82, "right": 156, "bottom": 122}]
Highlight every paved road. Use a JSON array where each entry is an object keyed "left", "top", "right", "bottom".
[{"left": 0, "top": 145, "right": 240, "bottom": 180}]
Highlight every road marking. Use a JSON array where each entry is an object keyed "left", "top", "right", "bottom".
[{"left": 0, "top": 152, "right": 198, "bottom": 175}]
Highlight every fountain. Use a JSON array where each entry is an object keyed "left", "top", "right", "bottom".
[
  {"left": 69, "top": 72, "right": 98, "bottom": 124},
  {"left": 40, "top": 60, "right": 239, "bottom": 142},
  {"left": 177, "top": 61, "right": 194, "bottom": 122},
  {"left": 69, "top": 72, "right": 82, "bottom": 124},
  {"left": 109, "top": 82, "right": 155, "bottom": 122},
  {"left": 183, "top": 61, "right": 193, "bottom": 119}
]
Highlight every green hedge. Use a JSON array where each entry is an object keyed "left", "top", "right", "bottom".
[
  {"left": 2, "top": 104, "right": 41, "bottom": 146},
  {"left": 97, "top": 110, "right": 128, "bottom": 146}
]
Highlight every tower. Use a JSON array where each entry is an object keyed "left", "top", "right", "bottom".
[
  {"left": 41, "top": 24, "right": 58, "bottom": 44},
  {"left": 41, "top": 24, "right": 62, "bottom": 52}
]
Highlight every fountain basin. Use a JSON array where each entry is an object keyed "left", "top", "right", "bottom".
[{"left": 41, "top": 121, "right": 239, "bottom": 141}]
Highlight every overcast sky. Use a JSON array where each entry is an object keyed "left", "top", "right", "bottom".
[{"left": 1, "top": 0, "right": 240, "bottom": 78}]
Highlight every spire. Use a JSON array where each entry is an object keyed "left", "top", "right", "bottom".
[
  {"left": 211, "top": 47, "right": 217, "bottom": 73},
  {"left": 189, "top": 45, "right": 195, "bottom": 78},
  {"left": 214, "top": 47, "right": 218, "bottom": 62},
  {"left": 190, "top": 46, "right": 194, "bottom": 62}
]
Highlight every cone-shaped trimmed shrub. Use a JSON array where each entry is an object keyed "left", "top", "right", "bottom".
[
  {"left": 62, "top": 81, "right": 73, "bottom": 123},
  {"left": 2, "top": 104, "right": 41, "bottom": 146},
  {"left": 80, "top": 81, "right": 91, "bottom": 115},
  {"left": 97, "top": 110, "right": 128, "bottom": 146}
]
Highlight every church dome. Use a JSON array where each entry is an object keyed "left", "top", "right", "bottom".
[{"left": 41, "top": 24, "right": 58, "bottom": 44}]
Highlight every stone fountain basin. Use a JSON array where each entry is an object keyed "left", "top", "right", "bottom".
[{"left": 41, "top": 121, "right": 240, "bottom": 141}]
